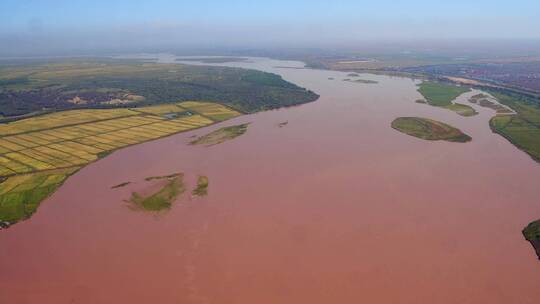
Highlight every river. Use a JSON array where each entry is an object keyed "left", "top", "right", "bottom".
[{"left": 1, "top": 56, "right": 539, "bottom": 303}]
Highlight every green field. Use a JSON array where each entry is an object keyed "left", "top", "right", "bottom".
[
  {"left": 392, "top": 117, "right": 472, "bottom": 142},
  {"left": 523, "top": 220, "right": 540, "bottom": 260},
  {"left": 488, "top": 91, "right": 540, "bottom": 162},
  {"left": 417, "top": 82, "right": 477, "bottom": 116}
]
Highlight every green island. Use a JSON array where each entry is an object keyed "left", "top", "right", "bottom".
[
  {"left": 128, "top": 174, "right": 185, "bottom": 211},
  {"left": 111, "top": 181, "right": 131, "bottom": 189},
  {"left": 145, "top": 172, "right": 183, "bottom": 182},
  {"left": 344, "top": 78, "right": 379, "bottom": 84},
  {"left": 417, "top": 81, "right": 477, "bottom": 116},
  {"left": 488, "top": 91, "right": 540, "bottom": 162},
  {"left": 0, "top": 60, "right": 318, "bottom": 228},
  {"left": 190, "top": 123, "right": 249, "bottom": 146},
  {"left": 391, "top": 117, "right": 472, "bottom": 142},
  {"left": 192, "top": 175, "right": 209, "bottom": 197},
  {"left": 523, "top": 220, "right": 540, "bottom": 260}
]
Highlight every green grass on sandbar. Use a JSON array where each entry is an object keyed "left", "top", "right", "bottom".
[{"left": 392, "top": 117, "right": 471, "bottom": 143}]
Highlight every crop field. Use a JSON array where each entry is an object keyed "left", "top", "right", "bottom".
[{"left": 0, "top": 101, "right": 240, "bottom": 226}]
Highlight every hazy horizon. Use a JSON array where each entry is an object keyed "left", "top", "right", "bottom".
[{"left": 1, "top": 0, "right": 540, "bottom": 57}]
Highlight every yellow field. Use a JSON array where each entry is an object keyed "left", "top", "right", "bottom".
[
  {"left": 0, "top": 102, "right": 241, "bottom": 179},
  {"left": 178, "top": 101, "right": 242, "bottom": 121}
]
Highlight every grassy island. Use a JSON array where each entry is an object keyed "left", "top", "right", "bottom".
[
  {"left": 192, "top": 175, "right": 209, "bottom": 197},
  {"left": 344, "top": 78, "right": 378, "bottom": 84},
  {"left": 392, "top": 117, "right": 472, "bottom": 142},
  {"left": 417, "top": 81, "right": 477, "bottom": 116},
  {"left": 190, "top": 123, "right": 249, "bottom": 146},
  {"left": 128, "top": 174, "right": 185, "bottom": 211},
  {"left": 523, "top": 220, "right": 540, "bottom": 260}
]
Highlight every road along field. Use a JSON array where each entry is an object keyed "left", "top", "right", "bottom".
[{"left": 0, "top": 101, "right": 241, "bottom": 227}]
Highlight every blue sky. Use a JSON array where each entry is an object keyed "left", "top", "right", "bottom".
[
  {"left": 0, "top": 1, "right": 539, "bottom": 55},
  {"left": 1, "top": 0, "right": 539, "bottom": 32}
]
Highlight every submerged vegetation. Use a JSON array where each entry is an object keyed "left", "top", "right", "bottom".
[
  {"left": 190, "top": 123, "right": 249, "bottom": 146},
  {"left": 417, "top": 81, "right": 477, "bottom": 116},
  {"left": 488, "top": 91, "right": 540, "bottom": 162},
  {"left": 192, "top": 175, "right": 209, "bottom": 197},
  {"left": 128, "top": 174, "right": 185, "bottom": 212},
  {"left": 523, "top": 220, "right": 540, "bottom": 260},
  {"left": 392, "top": 117, "right": 472, "bottom": 142}
]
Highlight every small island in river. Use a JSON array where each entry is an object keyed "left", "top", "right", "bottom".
[
  {"left": 392, "top": 117, "right": 472, "bottom": 142},
  {"left": 190, "top": 123, "right": 249, "bottom": 146},
  {"left": 128, "top": 174, "right": 185, "bottom": 211},
  {"left": 192, "top": 175, "right": 209, "bottom": 197},
  {"left": 523, "top": 220, "right": 540, "bottom": 260}
]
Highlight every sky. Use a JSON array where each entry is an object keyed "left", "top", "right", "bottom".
[{"left": 1, "top": 0, "right": 539, "bottom": 56}]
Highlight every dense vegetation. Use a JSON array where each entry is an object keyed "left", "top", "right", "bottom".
[
  {"left": 488, "top": 91, "right": 540, "bottom": 162},
  {"left": 391, "top": 117, "right": 472, "bottom": 142},
  {"left": 0, "top": 60, "right": 318, "bottom": 118},
  {"left": 417, "top": 81, "right": 477, "bottom": 116}
]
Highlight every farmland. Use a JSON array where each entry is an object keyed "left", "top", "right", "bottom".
[
  {"left": 391, "top": 117, "right": 472, "bottom": 142},
  {"left": 0, "top": 101, "right": 240, "bottom": 226},
  {"left": 417, "top": 81, "right": 477, "bottom": 116}
]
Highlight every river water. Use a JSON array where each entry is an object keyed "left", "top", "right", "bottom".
[{"left": 1, "top": 56, "right": 539, "bottom": 303}]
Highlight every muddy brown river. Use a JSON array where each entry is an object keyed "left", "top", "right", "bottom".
[{"left": 1, "top": 56, "right": 539, "bottom": 303}]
